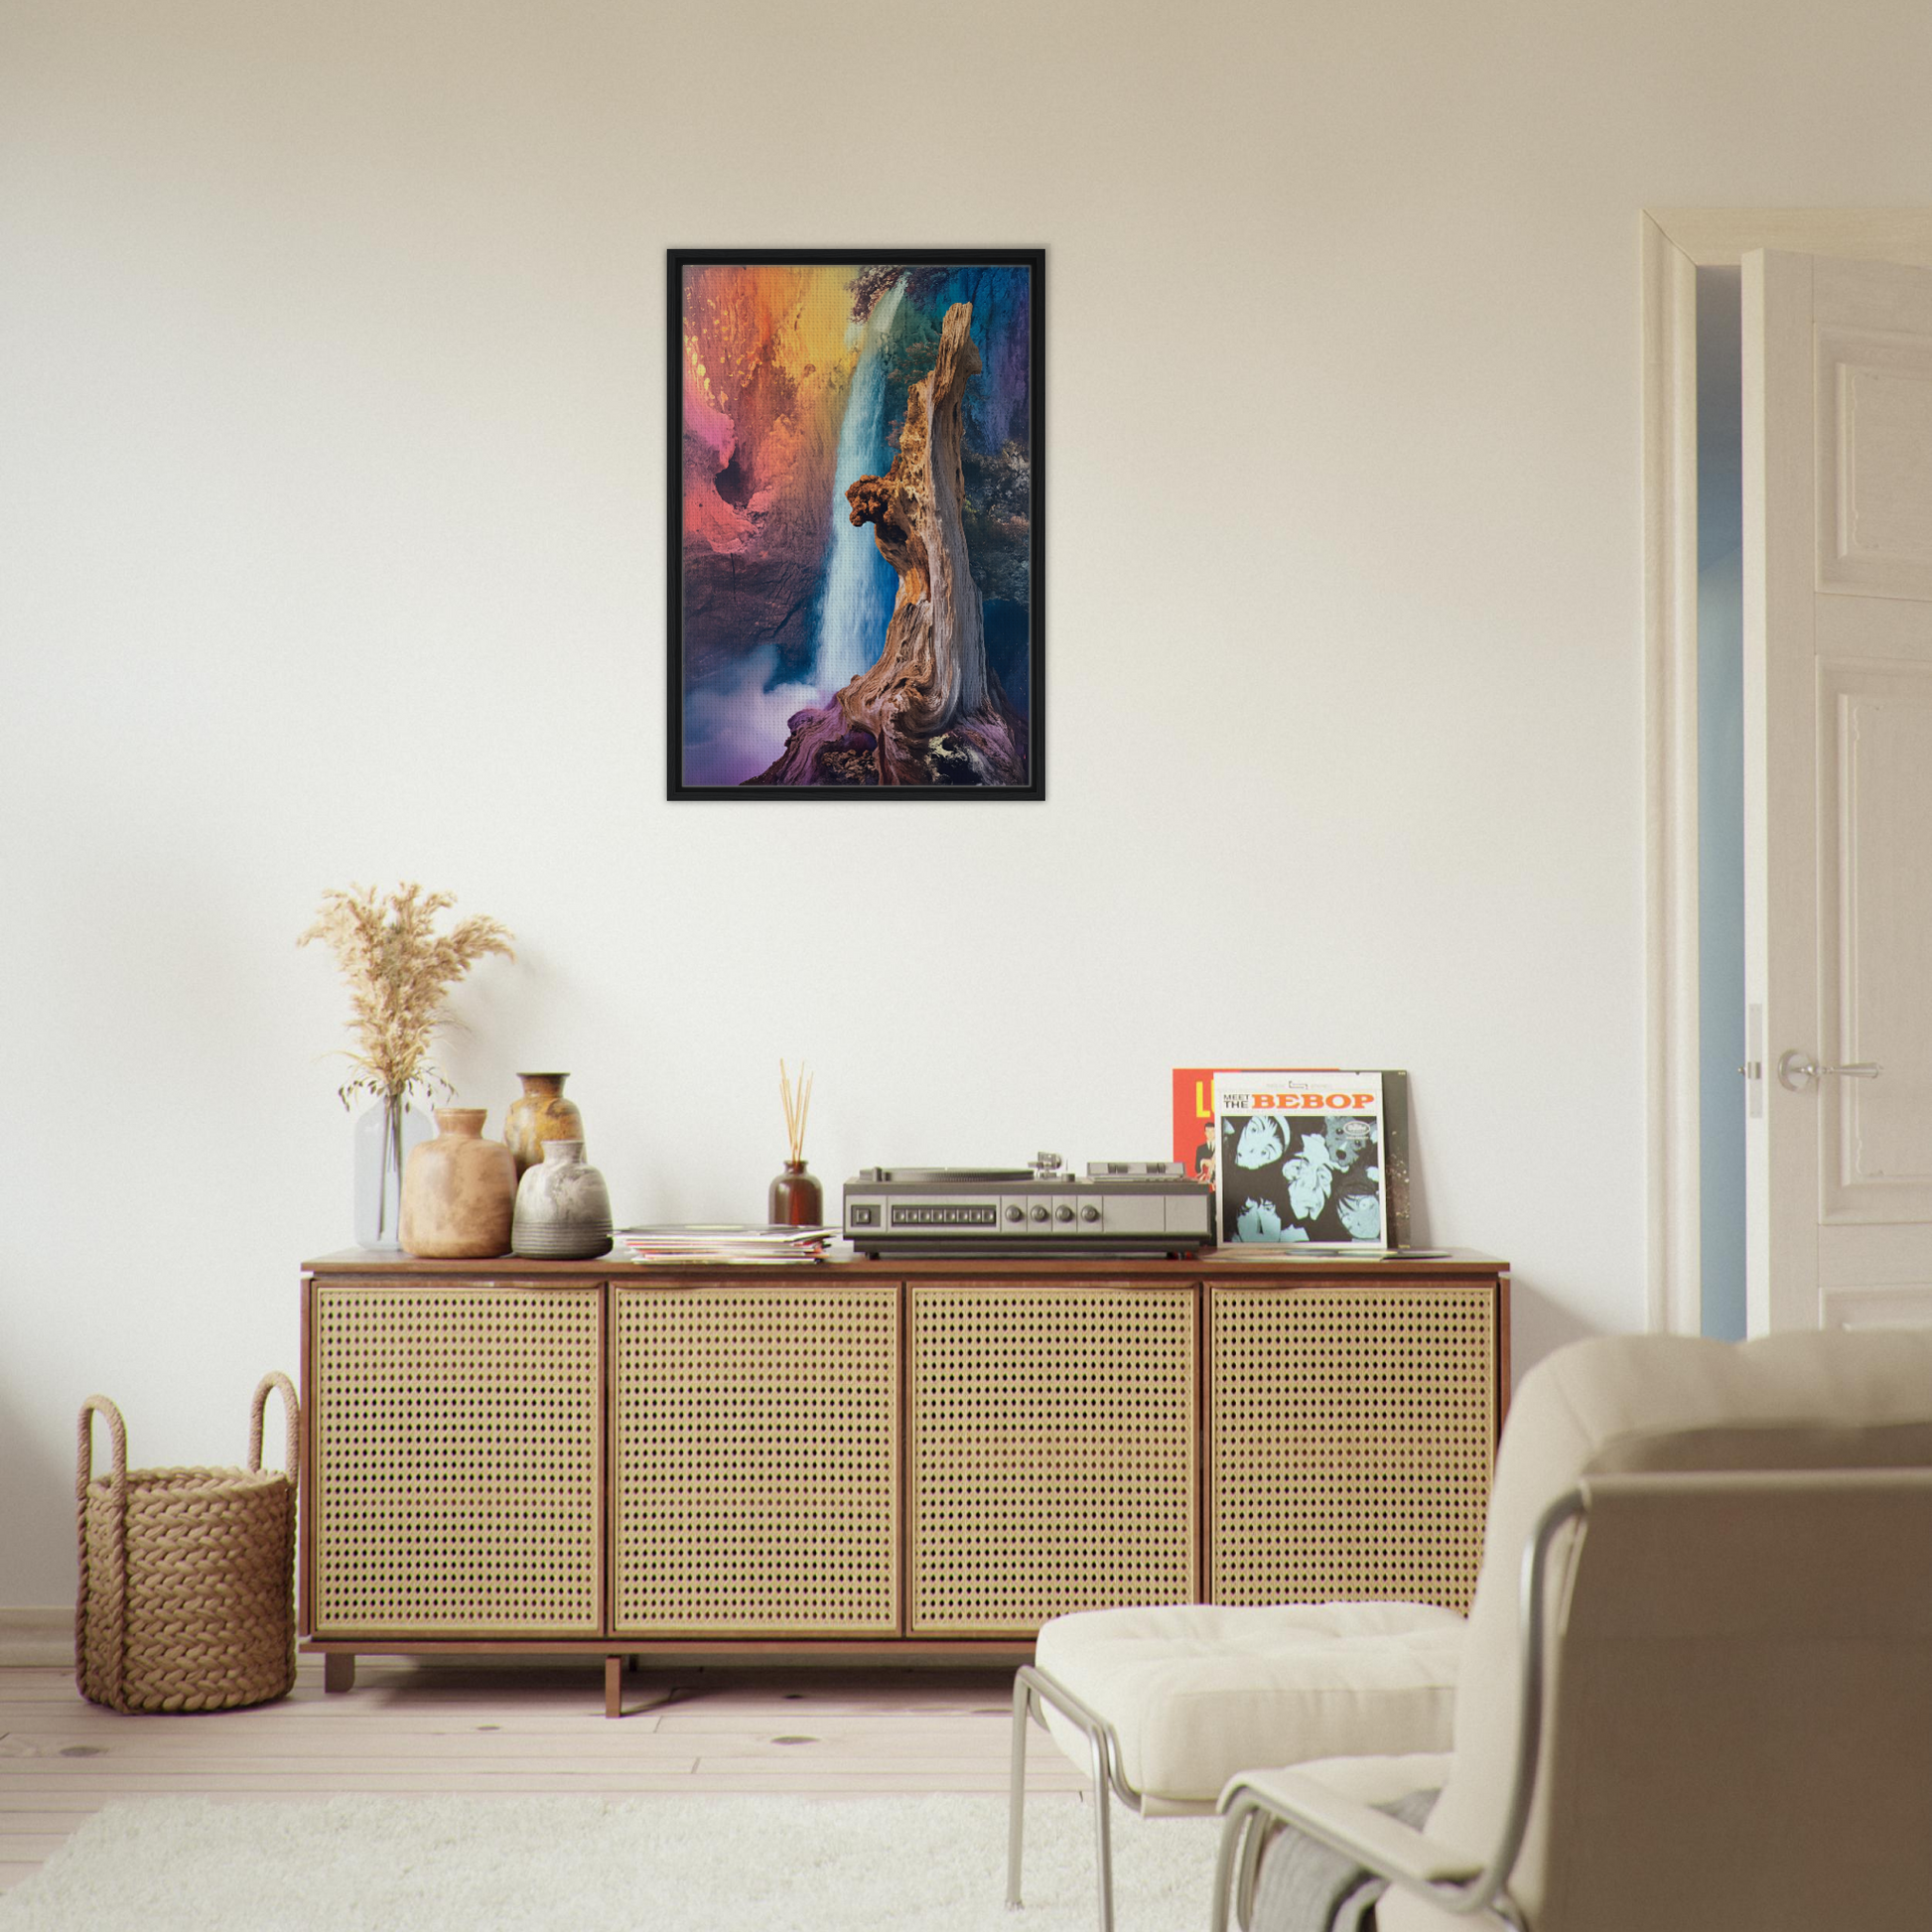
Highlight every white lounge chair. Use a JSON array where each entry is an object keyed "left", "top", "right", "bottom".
[{"left": 1213, "top": 1327, "right": 1932, "bottom": 1932}]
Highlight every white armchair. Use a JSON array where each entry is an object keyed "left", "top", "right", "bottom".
[{"left": 1212, "top": 1328, "right": 1932, "bottom": 1932}]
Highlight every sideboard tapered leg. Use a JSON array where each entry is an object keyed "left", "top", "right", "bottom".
[
  {"left": 605, "top": 1654, "right": 621, "bottom": 1719},
  {"left": 323, "top": 1652, "right": 355, "bottom": 1695}
]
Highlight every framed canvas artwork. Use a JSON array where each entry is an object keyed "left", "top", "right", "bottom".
[{"left": 668, "top": 249, "right": 1043, "bottom": 797}]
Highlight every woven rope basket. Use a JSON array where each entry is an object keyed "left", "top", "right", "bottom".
[{"left": 75, "top": 1373, "right": 300, "bottom": 1714}]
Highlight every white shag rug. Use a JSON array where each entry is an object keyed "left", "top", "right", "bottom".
[{"left": 0, "top": 1793, "right": 1223, "bottom": 1931}]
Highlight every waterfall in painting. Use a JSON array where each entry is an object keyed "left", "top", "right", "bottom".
[{"left": 812, "top": 277, "right": 904, "bottom": 692}]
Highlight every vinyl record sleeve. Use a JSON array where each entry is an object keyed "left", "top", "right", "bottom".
[{"left": 1172, "top": 1067, "right": 1411, "bottom": 1248}]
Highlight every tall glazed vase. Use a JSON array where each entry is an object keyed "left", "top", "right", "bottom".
[
  {"left": 352, "top": 1095, "right": 432, "bottom": 1250},
  {"left": 503, "top": 1072, "right": 586, "bottom": 1178}
]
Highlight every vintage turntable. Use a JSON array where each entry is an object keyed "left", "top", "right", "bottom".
[{"left": 843, "top": 1154, "right": 1211, "bottom": 1258}]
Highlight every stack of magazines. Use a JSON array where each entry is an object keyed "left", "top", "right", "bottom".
[{"left": 613, "top": 1224, "right": 838, "bottom": 1264}]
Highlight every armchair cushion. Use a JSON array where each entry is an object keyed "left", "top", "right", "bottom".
[
  {"left": 1033, "top": 1601, "right": 1463, "bottom": 1811},
  {"left": 1248, "top": 1750, "right": 1452, "bottom": 1813}
]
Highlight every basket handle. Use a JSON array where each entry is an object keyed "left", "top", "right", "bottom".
[
  {"left": 248, "top": 1371, "right": 301, "bottom": 1481},
  {"left": 76, "top": 1395, "right": 127, "bottom": 1504},
  {"left": 74, "top": 1395, "right": 130, "bottom": 1707}
]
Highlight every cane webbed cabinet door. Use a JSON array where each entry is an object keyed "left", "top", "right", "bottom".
[
  {"left": 907, "top": 1280, "right": 1198, "bottom": 1634},
  {"left": 611, "top": 1281, "right": 900, "bottom": 1635},
  {"left": 310, "top": 1281, "right": 604, "bottom": 1636},
  {"left": 1208, "top": 1281, "right": 1495, "bottom": 1612}
]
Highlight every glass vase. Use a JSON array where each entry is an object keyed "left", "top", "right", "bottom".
[
  {"left": 352, "top": 1094, "right": 432, "bottom": 1250},
  {"left": 767, "top": 1160, "right": 824, "bottom": 1228}
]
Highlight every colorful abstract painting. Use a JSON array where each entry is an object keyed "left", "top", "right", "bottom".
[{"left": 668, "top": 251, "right": 1042, "bottom": 796}]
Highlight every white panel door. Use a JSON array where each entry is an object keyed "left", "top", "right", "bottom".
[{"left": 1745, "top": 250, "right": 1932, "bottom": 1331}]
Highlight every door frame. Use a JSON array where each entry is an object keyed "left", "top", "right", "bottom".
[{"left": 1641, "top": 209, "right": 1932, "bottom": 1334}]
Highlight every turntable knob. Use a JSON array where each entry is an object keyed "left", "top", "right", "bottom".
[
  {"left": 1031, "top": 1205, "right": 1049, "bottom": 1223},
  {"left": 1055, "top": 1204, "right": 1074, "bottom": 1223},
  {"left": 1080, "top": 1205, "right": 1101, "bottom": 1223},
  {"left": 1006, "top": 1204, "right": 1025, "bottom": 1222}
]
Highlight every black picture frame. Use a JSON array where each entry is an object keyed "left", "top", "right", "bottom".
[{"left": 667, "top": 248, "right": 1044, "bottom": 799}]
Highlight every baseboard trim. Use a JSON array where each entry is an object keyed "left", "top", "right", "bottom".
[{"left": 0, "top": 1606, "right": 71, "bottom": 1667}]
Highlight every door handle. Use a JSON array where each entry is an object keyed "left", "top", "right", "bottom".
[{"left": 1776, "top": 1050, "right": 1882, "bottom": 1091}]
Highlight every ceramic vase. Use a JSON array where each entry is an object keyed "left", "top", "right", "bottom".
[
  {"left": 512, "top": 1140, "right": 614, "bottom": 1260},
  {"left": 503, "top": 1072, "right": 586, "bottom": 1178},
  {"left": 767, "top": 1160, "right": 824, "bottom": 1227},
  {"left": 352, "top": 1095, "right": 433, "bottom": 1250},
  {"left": 400, "top": 1109, "right": 515, "bottom": 1258}
]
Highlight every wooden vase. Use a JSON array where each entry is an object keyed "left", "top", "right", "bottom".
[
  {"left": 400, "top": 1109, "right": 515, "bottom": 1258},
  {"left": 503, "top": 1072, "right": 586, "bottom": 1178}
]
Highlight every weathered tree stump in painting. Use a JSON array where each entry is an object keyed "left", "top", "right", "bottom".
[{"left": 750, "top": 302, "right": 1029, "bottom": 787}]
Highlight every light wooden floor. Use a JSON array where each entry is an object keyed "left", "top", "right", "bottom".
[{"left": 0, "top": 1656, "right": 1085, "bottom": 1892}]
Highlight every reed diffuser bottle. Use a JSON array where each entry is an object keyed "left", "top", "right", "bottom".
[{"left": 768, "top": 1058, "right": 823, "bottom": 1226}]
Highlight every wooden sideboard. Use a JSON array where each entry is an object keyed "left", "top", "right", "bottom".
[{"left": 300, "top": 1250, "right": 1509, "bottom": 1714}]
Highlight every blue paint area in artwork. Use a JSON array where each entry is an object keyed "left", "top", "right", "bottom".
[
  {"left": 906, "top": 263, "right": 1033, "bottom": 462},
  {"left": 982, "top": 599, "right": 1030, "bottom": 722}
]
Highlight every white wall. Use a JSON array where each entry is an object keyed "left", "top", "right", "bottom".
[{"left": 4, "top": 0, "right": 1927, "bottom": 1604}]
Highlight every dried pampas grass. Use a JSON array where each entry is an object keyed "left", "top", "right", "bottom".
[{"left": 299, "top": 883, "right": 515, "bottom": 1107}]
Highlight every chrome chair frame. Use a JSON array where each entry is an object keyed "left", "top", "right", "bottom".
[
  {"left": 1208, "top": 1489, "right": 1587, "bottom": 1932},
  {"left": 1007, "top": 1662, "right": 1173, "bottom": 1932}
]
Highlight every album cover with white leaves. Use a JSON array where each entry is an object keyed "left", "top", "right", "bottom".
[{"left": 1209, "top": 1069, "right": 1412, "bottom": 1249}]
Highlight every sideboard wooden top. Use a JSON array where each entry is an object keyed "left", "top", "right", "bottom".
[{"left": 305, "top": 1247, "right": 1507, "bottom": 1281}]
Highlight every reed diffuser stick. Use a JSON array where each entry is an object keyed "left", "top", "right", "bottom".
[{"left": 779, "top": 1059, "right": 813, "bottom": 1164}]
